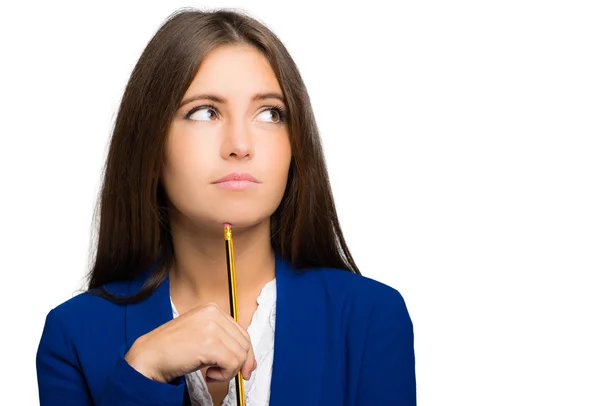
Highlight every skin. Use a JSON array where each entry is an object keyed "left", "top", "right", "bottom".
[{"left": 149, "top": 43, "right": 291, "bottom": 403}]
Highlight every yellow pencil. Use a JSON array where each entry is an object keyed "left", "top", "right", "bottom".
[{"left": 223, "top": 223, "right": 245, "bottom": 406}]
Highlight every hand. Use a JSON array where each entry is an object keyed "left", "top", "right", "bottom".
[{"left": 124, "top": 302, "right": 256, "bottom": 384}]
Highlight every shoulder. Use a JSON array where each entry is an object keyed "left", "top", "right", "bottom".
[
  {"left": 36, "top": 279, "right": 133, "bottom": 375},
  {"left": 300, "top": 266, "right": 408, "bottom": 305},
  {"left": 293, "top": 266, "right": 411, "bottom": 322},
  {"left": 41, "top": 279, "right": 132, "bottom": 339}
]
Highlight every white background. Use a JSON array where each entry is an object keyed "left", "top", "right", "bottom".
[{"left": 1, "top": 1, "right": 598, "bottom": 404}]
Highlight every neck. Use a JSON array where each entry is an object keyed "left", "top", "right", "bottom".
[{"left": 167, "top": 215, "right": 276, "bottom": 304}]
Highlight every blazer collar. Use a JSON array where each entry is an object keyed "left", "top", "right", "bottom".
[{"left": 123, "top": 254, "right": 326, "bottom": 405}]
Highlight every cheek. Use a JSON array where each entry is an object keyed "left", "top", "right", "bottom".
[
  {"left": 263, "top": 135, "right": 292, "bottom": 185},
  {"left": 162, "top": 132, "right": 215, "bottom": 202}
]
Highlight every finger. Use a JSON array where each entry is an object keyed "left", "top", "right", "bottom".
[
  {"left": 211, "top": 310, "right": 256, "bottom": 380},
  {"left": 205, "top": 329, "right": 249, "bottom": 381},
  {"left": 212, "top": 304, "right": 253, "bottom": 342},
  {"left": 240, "top": 341, "right": 256, "bottom": 379},
  {"left": 204, "top": 304, "right": 256, "bottom": 369}
]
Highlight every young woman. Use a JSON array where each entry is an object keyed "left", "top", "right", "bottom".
[{"left": 36, "top": 8, "right": 416, "bottom": 406}]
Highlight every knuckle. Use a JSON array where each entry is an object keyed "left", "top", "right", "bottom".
[
  {"left": 236, "top": 347, "right": 248, "bottom": 364},
  {"left": 204, "top": 319, "right": 218, "bottom": 334},
  {"left": 203, "top": 335, "right": 216, "bottom": 348},
  {"left": 205, "top": 302, "right": 220, "bottom": 313},
  {"left": 224, "top": 359, "right": 238, "bottom": 377}
]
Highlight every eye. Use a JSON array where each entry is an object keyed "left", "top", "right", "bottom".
[
  {"left": 184, "top": 104, "right": 219, "bottom": 121},
  {"left": 183, "top": 104, "right": 287, "bottom": 124},
  {"left": 257, "top": 105, "right": 287, "bottom": 124}
]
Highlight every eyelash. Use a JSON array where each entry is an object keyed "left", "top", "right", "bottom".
[{"left": 184, "top": 102, "right": 287, "bottom": 124}]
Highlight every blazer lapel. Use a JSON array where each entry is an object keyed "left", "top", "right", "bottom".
[{"left": 269, "top": 255, "right": 327, "bottom": 405}]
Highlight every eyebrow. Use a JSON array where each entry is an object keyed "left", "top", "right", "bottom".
[{"left": 179, "top": 92, "right": 286, "bottom": 108}]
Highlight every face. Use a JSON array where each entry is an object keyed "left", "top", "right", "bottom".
[{"left": 162, "top": 44, "right": 291, "bottom": 231}]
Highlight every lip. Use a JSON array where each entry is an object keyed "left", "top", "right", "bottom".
[
  {"left": 212, "top": 172, "right": 260, "bottom": 190},
  {"left": 213, "top": 172, "right": 260, "bottom": 183}
]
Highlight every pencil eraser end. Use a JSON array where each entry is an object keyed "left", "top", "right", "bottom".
[{"left": 223, "top": 223, "right": 232, "bottom": 228}]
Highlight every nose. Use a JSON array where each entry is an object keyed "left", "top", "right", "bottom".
[{"left": 220, "top": 121, "right": 253, "bottom": 160}]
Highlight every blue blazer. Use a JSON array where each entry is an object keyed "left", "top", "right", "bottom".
[{"left": 36, "top": 255, "right": 416, "bottom": 405}]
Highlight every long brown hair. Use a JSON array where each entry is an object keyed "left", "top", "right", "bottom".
[{"left": 87, "top": 7, "right": 360, "bottom": 303}]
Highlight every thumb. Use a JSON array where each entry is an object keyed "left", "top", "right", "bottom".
[{"left": 205, "top": 366, "right": 229, "bottom": 383}]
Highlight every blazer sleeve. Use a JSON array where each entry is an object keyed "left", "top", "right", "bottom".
[
  {"left": 355, "top": 288, "right": 417, "bottom": 405},
  {"left": 36, "top": 308, "right": 185, "bottom": 406}
]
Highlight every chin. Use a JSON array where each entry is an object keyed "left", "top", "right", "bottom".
[
  {"left": 220, "top": 217, "right": 265, "bottom": 229},
  {"left": 204, "top": 209, "right": 272, "bottom": 231},
  {"left": 210, "top": 198, "right": 279, "bottom": 227}
]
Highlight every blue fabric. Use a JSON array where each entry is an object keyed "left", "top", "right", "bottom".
[{"left": 36, "top": 255, "right": 416, "bottom": 405}]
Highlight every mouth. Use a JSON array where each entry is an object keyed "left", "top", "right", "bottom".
[{"left": 212, "top": 172, "right": 260, "bottom": 191}]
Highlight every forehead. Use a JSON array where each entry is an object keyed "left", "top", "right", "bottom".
[{"left": 187, "top": 44, "right": 282, "bottom": 95}]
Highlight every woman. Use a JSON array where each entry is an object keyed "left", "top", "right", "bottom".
[{"left": 36, "top": 8, "right": 416, "bottom": 406}]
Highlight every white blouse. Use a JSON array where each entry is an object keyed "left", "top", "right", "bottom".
[{"left": 170, "top": 278, "right": 277, "bottom": 406}]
